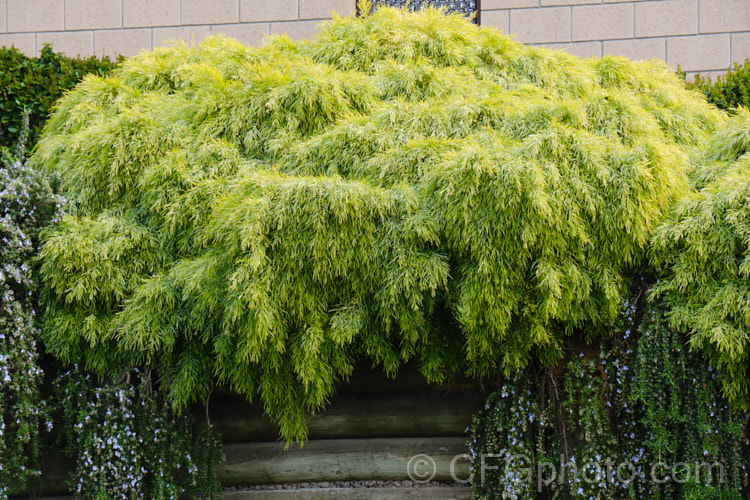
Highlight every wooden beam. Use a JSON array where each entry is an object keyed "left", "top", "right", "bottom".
[
  {"left": 16, "top": 437, "right": 474, "bottom": 496},
  {"left": 223, "top": 487, "right": 473, "bottom": 499},
  {"left": 217, "top": 437, "right": 472, "bottom": 486}
]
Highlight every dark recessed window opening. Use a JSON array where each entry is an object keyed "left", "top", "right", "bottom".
[{"left": 363, "top": 1, "right": 479, "bottom": 23}]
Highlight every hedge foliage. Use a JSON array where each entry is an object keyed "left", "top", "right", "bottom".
[
  {"left": 0, "top": 45, "right": 115, "bottom": 150},
  {"left": 687, "top": 59, "right": 750, "bottom": 111},
  {"left": 33, "top": 5, "right": 728, "bottom": 441}
]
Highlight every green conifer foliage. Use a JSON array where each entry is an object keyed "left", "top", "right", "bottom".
[
  {"left": 33, "top": 5, "right": 724, "bottom": 441},
  {"left": 652, "top": 109, "right": 750, "bottom": 407}
]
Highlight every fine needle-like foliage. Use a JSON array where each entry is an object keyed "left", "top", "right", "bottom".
[
  {"left": 33, "top": 4, "right": 724, "bottom": 441},
  {"left": 652, "top": 109, "right": 750, "bottom": 407}
]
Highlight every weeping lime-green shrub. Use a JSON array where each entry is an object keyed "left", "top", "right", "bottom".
[
  {"left": 652, "top": 109, "right": 750, "bottom": 407},
  {"left": 33, "top": 3, "right": 724, "bottom": 441}
]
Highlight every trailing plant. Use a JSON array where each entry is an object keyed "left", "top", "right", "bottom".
[
  {"left": 684, "top": 60, "right": 750, "bottom": 111},
  {"left": 0, "top": 44, "right": 115, "bottom": 150},
  {"left": 33, "top": 3, "right": 725, "bottom": 442},
  {"left": 0, "top": 112, "right": 60, "bottom": 498},
  {"left": 56, "top": 366, "right": 223, "bottom": 499},
  {"left": 0, "top": 113, "right": 221, "bottom": 499},
  {"left": 632, "top": 309, "right": 747, "bottom": 499},
  {"left": 469, "top": 305, "right": 749, "bottom": 499}
]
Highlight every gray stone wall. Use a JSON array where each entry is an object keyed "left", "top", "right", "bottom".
[
  {"left": 0, "top": 0, "right": 746, "bottom": 76},
  {"left": 481, "top": 0, "right": 750, "bottom": 79},
  {"left": 0, "top": 0, "right": 356, "bottom": 58}
]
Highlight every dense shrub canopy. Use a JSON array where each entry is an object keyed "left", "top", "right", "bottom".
[
  {"left": 652, "top": 109, "right": 750, "bottom": 406},
  {"left": 33, "top": 6, "right": 725, "bottom": 440}
]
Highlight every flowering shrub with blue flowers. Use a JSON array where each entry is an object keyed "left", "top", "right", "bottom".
[
  {"left": 0, "top": 113, "right": 60, "bottom": 497},
  {"left": 0, "top": 114, "right": 224, "bottom": 498},
  {"left": 56, "top": 367, "right": 223, "bottom": 499},
  {"left": 470, "top": 304, "right": 750, "bottom": 499}
]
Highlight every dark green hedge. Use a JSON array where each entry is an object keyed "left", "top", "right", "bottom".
[
  {"left": 686, "top": 59, "right": 750, "bottom": 111},
  {"left": 0, "top": 44, "right": 116, "bottom": 149}
]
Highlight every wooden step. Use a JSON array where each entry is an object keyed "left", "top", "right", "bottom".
[
  {"left": 223, "top": 486, "right": 473, "bottom": 499},
  {"left": 219, "top": 437, "right": 473, "bottom": 485}
]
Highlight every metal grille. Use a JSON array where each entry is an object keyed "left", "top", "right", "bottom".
[{"left": 368, "top": 0, "right": 478, "bottom": 22}]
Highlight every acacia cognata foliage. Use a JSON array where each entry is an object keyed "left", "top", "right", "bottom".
[
  {"left": 33, "top": 4, "right": 724, "bottom": 441},
  {"left": 652, "top": 109, "right": 750, "bottom": 407}
]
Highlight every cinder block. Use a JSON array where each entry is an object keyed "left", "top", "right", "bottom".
[
  {"left": 704, "top": 70, "right": 727, "bottom": 81},
  {"left": 0, "top": 33, "right": 34, "bottom": 55},
  {"left": 667, "top": 34, "right": 730, "bottom": 72},
  {"left": 211, "top": 23, "right": 268, "bottom": 46},
  {"left": 66, "top": 0, "right": 121, "bottom": 30},
  {"left": 481, "top": 9, "right": 509, "bottom": 34},
  {"left": 482, "top": 0, "right": 537, "bottom": 8},
  {"left": 635, "top": 0, "right": 697, "bottom": 38},
  {"left": 604, "top": 37, "right": 666, "bottom": 61},
  {"left": 510, "top": 7, "right": 571, "bottom": 44},
  {"left": 541, "top": 0, "right": 601, "bottom": 5},
  {"left": 153, "top": 26, "right": 211, "bottom": 48},
  {"left": 299, "top": 0, "right": 356, "bottom": 20},
  {"left": 94, "top": 28, "right": 151, "bottom": 58},
  {"left": 124, "top": 0, "right": 179, "bottom": 28},
  {"left": 38, "top": 31, "right": 94, "bottom": 57},
  {"left": 0, "top": 0, "right": 6, "bottom": 34},
  {"left": 270, "top": 20, "right": 321, "bottom": 40},
  {"left": 572, "top": 3, "right": 633, "bottom": 41},
  {"left": 8, "top": 0, "right": 63, "bottom": 32},
  {"left": 603, "top": 0, "right": 652, "bottom": 3},
  {"left": 542, "top": 41, "right": 602, "bottom": 58},
  {"left": 682, "top": 71, "right": 698, "bottom": 82},
  {"left": 684, "top": 70, "right": 726, "bottom": 82},
  {"left": 731, "top": 33, "right": 750, "bottom": 65},
  {"left": 183, "top": 0, "right": 239, "bottom": 25},
  {"left": 241, "top": 0, "right": 297, "bottom": 22},
  {"left": 701, "top": 0, "right": 750, "bottom": 34}
]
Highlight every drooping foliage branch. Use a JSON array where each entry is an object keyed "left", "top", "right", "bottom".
[
  {"left": 33, "top": 4, "right": 727, "bottom": 441},
  {"left": 651, "top": 109, "right": 750, "bottom": 406}
]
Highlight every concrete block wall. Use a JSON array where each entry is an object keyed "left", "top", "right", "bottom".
[
  {"left": 0, "top": 0, "right": 356, "bottom": 59},
  {"left": 480, "top": 0, "right": 750, "bottom": 79},
  {"left": 0, "top": 0, "right": 746, "bottom": 76}
]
